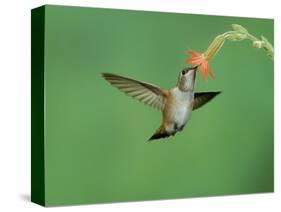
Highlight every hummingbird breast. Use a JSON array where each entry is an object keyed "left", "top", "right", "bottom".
[{"left": 163, "top": 88, "right": 194, "bottom": 134}]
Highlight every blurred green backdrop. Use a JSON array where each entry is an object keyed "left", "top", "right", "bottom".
[{"left": 44, "top": 5, "right": 273, "bottom": 206}]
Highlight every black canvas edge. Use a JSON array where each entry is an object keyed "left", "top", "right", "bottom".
[{"left": 31, "top": 5, "right": 46, "bottom": 206}]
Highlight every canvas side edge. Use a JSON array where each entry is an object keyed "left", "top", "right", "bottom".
[{"left": 31, "top": 5, "right": 46, "bottom": 207}]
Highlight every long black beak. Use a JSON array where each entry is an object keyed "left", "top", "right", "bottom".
[
  {"left": 193, "top": 65, "right": 199, "bottom": 71},
  {"left": 192, "top": 66, "right": 199, "bottom": 82}
]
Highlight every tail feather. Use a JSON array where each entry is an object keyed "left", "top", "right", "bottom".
[{"left": 148, "top": 126, "right": 170, "bottom": 141}]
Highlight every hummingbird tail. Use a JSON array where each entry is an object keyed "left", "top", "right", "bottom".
[{"left": 148, "top": 126, "right": 170, "bottom": 141}]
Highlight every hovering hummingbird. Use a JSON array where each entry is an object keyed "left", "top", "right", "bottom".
[{"left": 102, "top": 66, "right": 220, "bottom": 141}]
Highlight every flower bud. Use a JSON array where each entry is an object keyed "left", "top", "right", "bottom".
[
  {"left": 225, "top": 32, "right": 247, "bottom": 41},
  {"left": 231, "top": 24, "right": 249, "bottom": 34},
  {"left": 252, "top": 40, "right": 264, "bottom": 48}
]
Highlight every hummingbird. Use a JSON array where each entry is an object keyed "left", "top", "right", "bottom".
[{"left": 102, "top": 66, "right": 220, "bottom": 141}]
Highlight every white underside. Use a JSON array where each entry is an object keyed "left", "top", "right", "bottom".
[{"left": 166, "top": 88, "right": 194, "bottom": 134}]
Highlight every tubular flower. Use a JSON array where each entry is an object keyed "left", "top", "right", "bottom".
[
  {"left": 187, "top": 50, "right": 215, "bottom": 80},
  {"left": 186, "top": 35, "right": 225, "bottom": 80},
  {"left": 186, "top": 24, "right": 274, "bottom": 80}
]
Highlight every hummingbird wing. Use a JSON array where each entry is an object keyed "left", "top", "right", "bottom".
[
  {"left": 193, "top": 92, "right": 221, "bottom": 110},
  {"left": 102, "top": 73, "right": 167, "bottom": 110}
]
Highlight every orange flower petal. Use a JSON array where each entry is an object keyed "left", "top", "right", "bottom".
[
  {"left": 188, "top": 50, "right": 202, "bottom": 57},
  {"left": 186, "top": 50, "right": 205, "bottom": 66},
  {"left": 200, "top": 61, "right": 208, "bottom": 80},
  {"left": 187, "top": 58, "right": 203, "bottom": 65},
  {"left": 207, "top": 64, "right": 215, "bottom": 79},
  {"left": 186, "top": 49, "right": 217, "bottom": 80}
]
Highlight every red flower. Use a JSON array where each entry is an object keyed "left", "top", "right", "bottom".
[{"left": 186, "top": 50, "right": 215, "bottom": 80}]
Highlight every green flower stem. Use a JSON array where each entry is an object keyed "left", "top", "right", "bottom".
[{"left": 203, "top": 24, "right": 274, "bottom": 61}]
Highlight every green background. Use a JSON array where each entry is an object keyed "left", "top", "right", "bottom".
[{"left": 44, "top": 5, "right": 274, "bottom": 206}]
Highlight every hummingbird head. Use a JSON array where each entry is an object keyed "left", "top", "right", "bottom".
[{"left": 177, "top": 65, "right": 198, "bottom": 91}]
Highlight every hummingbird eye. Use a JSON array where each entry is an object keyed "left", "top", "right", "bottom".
[{"left": 182, "top": 69, "right": 188, "bottom": 75}]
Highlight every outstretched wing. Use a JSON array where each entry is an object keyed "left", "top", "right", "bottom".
[
  {"left": 102, "top": 73, "right": 167, "bottom": 110},
  {"left": 193, "top": 92, "right": 221, "bottom": 110}
]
